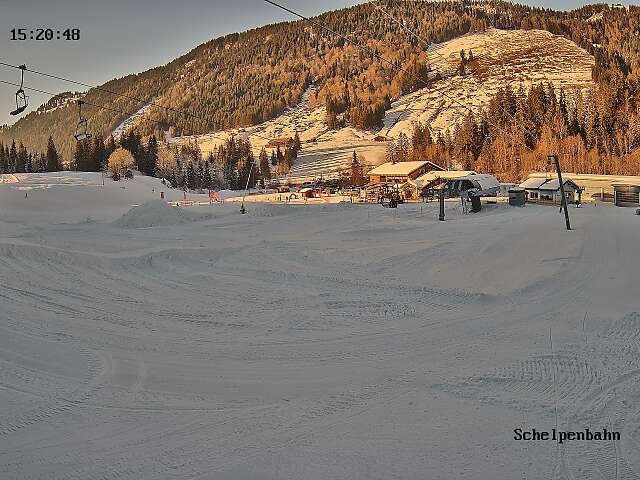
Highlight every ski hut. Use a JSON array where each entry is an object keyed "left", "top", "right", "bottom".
[
  {"left": 520, "top": 177, "right": 549, "bottom": 202},
  {"left": 520, "top": 177, "right": 579, "bottom": 204},
  {"left": 537, "top": 179, "right": 579, "bottom": 204},
  {"left": 367, "top": 161, "right": 442, "bottom": 184}
]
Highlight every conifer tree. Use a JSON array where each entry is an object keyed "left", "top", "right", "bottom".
[
  {"left": 0, "top": 142, "right": 7, "bottom": 173},
  {"left": 9, "top": 140, "right": 17, "bottom": 173},
  {"left": 46, "top": 136, "right": 60, "bottom": 172},
  {"left": 202, "top": 160, "right": 214, "bottom": 190},
  {"left": 73, "top": 140, "right": 85, "bottom": 171},
  {"left": 186, "top": 161, "right": 197, "bottom": 190},
  {"left": 87, "top": 137, "right": 106, "bottom": 172},
  {"left": 396, "top": 133, "right": 410, "bottom": 162},
  {"left": 38, "top": 152, "right": 46, "bottom": 172},
  {"left": 146, "top": 135, "right": 158, "bottom": 177},
  {"left": 16, "top": 142, "right": 28, "bottom": 173},
  {"left": 259, "top": 147, "right": 271, "bottom": 182}
]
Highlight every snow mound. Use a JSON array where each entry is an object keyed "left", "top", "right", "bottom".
[{"left": 113, "top": 200, "right": 206, "bottom": 228}]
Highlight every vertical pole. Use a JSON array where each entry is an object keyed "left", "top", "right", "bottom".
[
  {"left": 240, "top": 159, "right": 254, "bottom": 214},
  {"left": 439, "top": 188, "right": 445, "bottom": 221},
  {"left": 550, "top": 155, "right": 571, "bottom": 231}
]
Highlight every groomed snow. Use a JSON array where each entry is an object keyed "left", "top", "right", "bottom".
[{"left": 1, "top": 172, "right": 639, "bottom": 479}]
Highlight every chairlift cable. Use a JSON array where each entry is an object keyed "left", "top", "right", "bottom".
[
  {"left": 0, "top": 60, "right": 206, "bottom": 124},
  {"left": 2, "top": 30, "right": 446, "bottom": 149},
  {"left": 0, "top": 78, "right": 276, "bottom": 146},
  {"left": 0, "top": 51, "right": 430, "bottom": 147},
  {"left": 0, "top": 60, "right": 294, "bottom": 145},
  {"left": 0, "top": 79, "right": 230, "bottom": 144}
]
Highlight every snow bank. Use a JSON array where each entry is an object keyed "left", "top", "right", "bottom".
[
  {"left": 113, "top": 199, "right": 208, "bottom": 228},
  {"left": 0, "top": 172, "right": 212, "bottom": 224}
]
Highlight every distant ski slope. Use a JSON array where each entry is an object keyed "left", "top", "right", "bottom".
[{"left": 171, "top": 28, "right": 594, "bottom": 181}]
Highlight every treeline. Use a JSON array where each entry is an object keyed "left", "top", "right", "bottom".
[
  {"left": 69, "top": 130, "right": 160, "bottom": 176},
  {"left": 163, "top": 134, "right": 301, "bottom": 191},
  {"left": 2, "top": 123, "right": 302, "bottom": 192},
  {"left": 326, "top": 90, "right": 391, "bottom": 130},
  {"left": 396, "top": 79, "right": 640, "bottom": 181},
  {"left": 0, "top": 137, "right": 62, "bottom": 173}
]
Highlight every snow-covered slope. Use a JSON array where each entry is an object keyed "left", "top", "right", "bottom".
[
  {"left": 1, "top": 172, "right": 639, "bottom": 479},
  {"left": 0, "top": 172, "right": 210, "bottom": 223},
  {"left": 172, "top": 28, "right": 594, "bottom": 182},
  {"left": 385, "top": 28, "right": 594, "bottom": 138},
  {"left": 112, "top": 104, "right": 153, "bottom": 140}
]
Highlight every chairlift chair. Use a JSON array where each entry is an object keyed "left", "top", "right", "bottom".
[
  {"left": 74, "top": 100, "right": 91, "bottom": 141},
  {"left": 10, "top": 65, "right": 28, "bottom": 116}
]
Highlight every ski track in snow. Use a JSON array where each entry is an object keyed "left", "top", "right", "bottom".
[{"left": 1, "top": 172, "right": 639, "bottom": 479}]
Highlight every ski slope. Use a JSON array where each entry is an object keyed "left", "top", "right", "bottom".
[
  {"left": 1, "top": 173, "right": 639, "bottom": 479},
  {"left": 170, "top": 28, "right": 594, "bottom": 182}
]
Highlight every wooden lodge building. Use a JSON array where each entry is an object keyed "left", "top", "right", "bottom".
[{"left": 367, "top": 161, "right": 443, "bottom": 184}]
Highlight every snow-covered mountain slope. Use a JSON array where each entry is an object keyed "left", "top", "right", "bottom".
[
  {"left": 385, "top": 27, "right": 594, "bottom": 138},
  {"left": 173, "top": 28, "right": 594, "bottom": 182}
]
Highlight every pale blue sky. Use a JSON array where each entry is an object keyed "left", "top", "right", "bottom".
[{"left": 0, "top": 0, "right": 634, "bottom": 126}]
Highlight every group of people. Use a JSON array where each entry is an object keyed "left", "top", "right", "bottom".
[{"left": 377, "top": 189, "right": 403, "bottom": 208}]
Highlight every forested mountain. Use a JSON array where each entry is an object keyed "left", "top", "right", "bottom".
[{"left": 1, "top": 1, "right": 640, "bottom": 172}]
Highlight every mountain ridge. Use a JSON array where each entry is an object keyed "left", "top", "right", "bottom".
[{"left": 1, "top": 1, "right": 639, "bottom": 166}]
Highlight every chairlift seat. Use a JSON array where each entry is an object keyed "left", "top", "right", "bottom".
[
  {"left": 74, "top": 116, "right": 91, "bottom": 141},
  {"left": 10, "top": 89, "right": 28, "bottom": 116},
  {"left": 10, "top": 65, "right": 29, "bottom": 116}
]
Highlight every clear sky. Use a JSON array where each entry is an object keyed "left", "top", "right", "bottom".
[{"left": 0, "top": 0, "right": 634, "bottom": 126}]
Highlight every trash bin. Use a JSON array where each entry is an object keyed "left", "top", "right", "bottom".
[{"left": 508, "top": 188, "right": 526, "bottom": 207}]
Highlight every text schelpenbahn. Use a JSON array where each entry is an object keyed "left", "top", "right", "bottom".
[{"left": 514, "top": 428, "right": 620, "bottom": 444}]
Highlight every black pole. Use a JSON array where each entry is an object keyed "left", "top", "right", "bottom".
[
  {"left": 550, "top": 154, "right": 570, "bottom": 231},
  {"left": 240, "top": 159, "right": 254, "bottom": 214},
  {"left": 439, "top": 187, "right": 445, "bottom": 221}
]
